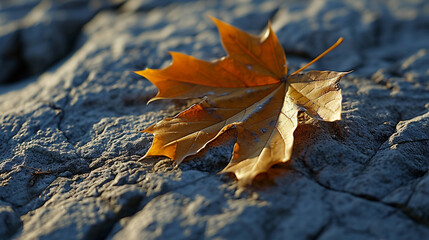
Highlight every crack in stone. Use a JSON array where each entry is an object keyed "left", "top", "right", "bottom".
[
  {"left": 102, "top": 173, "right": 212, "bottom": 238},
  {"left": 297, "top": 169, "right": 429, "bottom": 229},
  {"left": 309, "top": 217, "right": 332, "bottom": 240},
  {"left": 293, "top": 132, "right": 429, "bottom": 229},
  {"left": 49, "top": 94, "right": 86, "bottom": 165},
  {"left": 380, "top": 138, "right": 429, "bottom": 150},
  {"left": 344, "top": 111, "right": 402, "bottom": 186},
  {"left": 352, "top": 137, "right": 388, "bottom": 175}
]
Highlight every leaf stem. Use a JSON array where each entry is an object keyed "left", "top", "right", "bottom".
[{"left": 290, "top": 37, "right": 343, "bottom": 75}]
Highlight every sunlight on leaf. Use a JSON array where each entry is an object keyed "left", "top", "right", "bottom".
[{"left": 135, "top": 17, "right": 349, "bottom": 186}]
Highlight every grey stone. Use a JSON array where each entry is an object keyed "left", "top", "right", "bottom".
[
  {"left": 0, "top": 200, "right": 22, "bottom": 239},
  {"left": 0, "top": 25, "right": 20, "bottom": 85},
  {"left": 1, "top": 0, "right": 429, "bottom": 239},
  {"left": 0, "top": 0, "right": 123, "bottom": 84}
]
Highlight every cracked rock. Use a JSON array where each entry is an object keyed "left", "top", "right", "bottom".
[
  {"left": 0, "top": 0, "right": 124, "bottom": 84},
  {"left": 1, "top": 0, "right": 429, "bottom": 239}
]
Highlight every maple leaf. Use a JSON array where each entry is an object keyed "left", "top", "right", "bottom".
[{"left": 135, "top": 17, "right": 349, "bottom": 186}]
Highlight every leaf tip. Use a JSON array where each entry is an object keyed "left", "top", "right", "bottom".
[
  {"left": 146, "top": 97, "right": 159, "bottom": 104},
  {"left": 266, "top": 20, "right": 274, "bottom": 35},
  {"left": 133, "top": 69, "right": 145, "bottom": 76},
  {"left": 141, "top": 124, "right": 154, "bottom": 133},
  {"left": 209, "top": 16, "right": 222, "bottom": 25},
  {"left": 138, "top": 150, "right": 153, "bottom": 162},
  {"left": 337, "top": 70, "right": 353, "bottom": 82}
]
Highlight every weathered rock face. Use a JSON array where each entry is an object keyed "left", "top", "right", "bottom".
[
  {"left": 1, "top": 0, "right": 428, "bottom": 239},
  {"left": 0, "top": 0, "right": 123, "bottom": 84}
]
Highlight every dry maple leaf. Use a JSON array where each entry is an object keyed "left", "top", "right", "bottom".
[{"left": 136, "top": 17, "right": 349, "bottom": 186}]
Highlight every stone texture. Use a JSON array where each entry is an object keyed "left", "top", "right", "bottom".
[
  {"left": 1, "top": 0, "right": 429, "bottom": 239},
  {"left": 0, "top": 0, "right": 123, "bottom": 84}
]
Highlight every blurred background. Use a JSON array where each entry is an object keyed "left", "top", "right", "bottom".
[
  {"left": 1, "top": 1, "right": 429, "bottom": 239},
  {"left": 0, "top": 0, "right": 125, "bottom": 85},
  {"left": 1, "top": 0, "right": 428, "bottom": 86}
]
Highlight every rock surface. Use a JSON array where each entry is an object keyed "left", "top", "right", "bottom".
[
  {"left": 0, "top": 0, "right": 123, "bottom": 84},
  {"left": 1, "top": 0, "right": 429, "bottom": 239}
]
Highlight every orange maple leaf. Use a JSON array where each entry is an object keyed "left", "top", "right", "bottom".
[{"left": 135, "top": 17, "right": 348, "bottom": 186}]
